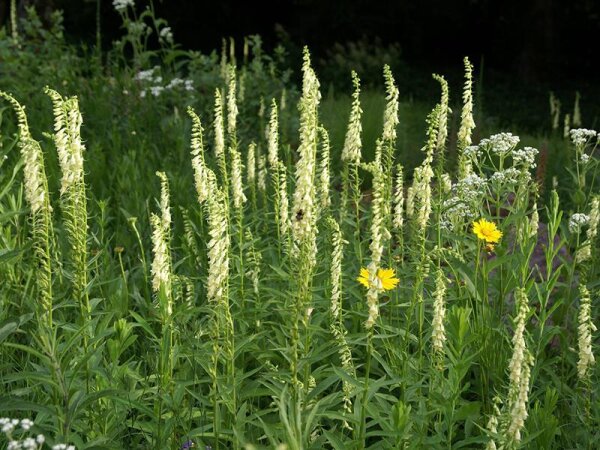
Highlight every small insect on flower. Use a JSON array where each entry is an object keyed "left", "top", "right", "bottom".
[
  {"left": 472, "top": 218, "right": 502, "bottom": 244},
  {"left": 357, "top": 267, "right": 399, "bottom": 291}
]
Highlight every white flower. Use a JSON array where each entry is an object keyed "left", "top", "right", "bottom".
[
  {"left": 479, "top": 132, "right": 520, "bottom": 155},
  {"left": 2, "top": 421, "right": 15, "bottom": 433},
  {"left": 139, "top": 90, "right": 146, "bottom": 98},
  {"left": 580, "top": 153, "right": 590, "bottom": 164},
  {"left": 159, "top": 26, "right": 173, "bottom": 43},
  {"left": 134, "top": 68, "right": 156, "bottom": 82},
  {"left": 20, "top": 419, "right": 33, "bottom": 430},
  {"left": 184, "top": 79, "right": 194, "bottom": 91},
  {"left": 512, "top": 147, "right": 538, "bottom": 167},
  {"left": 36, "top": 435, "right": 45, "bottom": 444},
  {"left": 569, "top": 213, "right": 590, "bottom": 233},
  {"left": 7, "top": 441, "right": 21, "bottom": 450},
  {"left": 113, "top": 0, "right": 134, "bottom": 12},
  {"left": 22, "top": 438, "right": 36, "bottom": 450},
  {"left": 570, "top": 128, "right": 597, "bottom": 146},
  {"left": 150, "top": 86, "right": 164, "bottom": 97}
]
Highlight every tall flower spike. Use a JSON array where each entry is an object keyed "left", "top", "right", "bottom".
[
  {"left": 151, "top": 172, "right": 173, "bottom": 309},
  {"left": 573, "top": 91, "right": 582, "bottom": 127},
  {"left": 267, "top": 98, "right": 279, "bottom": 168},
  {"left": 382, "top": 64, "right": 399, "bottom": 144},
  {"left": 226, "top": 65, "right": 238, "bottom": 141},
  {"left": 431, "top": 268, "right": 447, "bottom": 358},
  {"left": 506, "top": 288, "right": 533, "bottom": 444},
  {"left": 188, "top": 107, "right": 209, "bottom": 204},
  {"left": 230, "top": 146, "right": 246, "bottom": 209},
  {"left": 213, "top": 89, "right": 225, "bottom": 158},
  {"left": 247, "top": 142, "right": 256, "bottom": 184},
  {"left": 278, "top": 161, "right": 290, "bottom": 238},
  {"left": 393, "top": 164, "right": 404, "bottom": 231},
  {"left": 432, "top": 74, "right": 450, "bottom": 153},
  {"left": 457, "top": 57, "right": 475, "bottom": 149},
  {"left": 577, "top": 285, "right": 596, "bottom": 381},
  {"left": 205, "top": 169, "right": 230, "bottom": 304},
  {"left": 292, "top": 46, "right": 320, "bottom": 254},
  {"left": 341, "top": 70, "right": 362, "bottom": 163},
  {"left": 363, "top": 156, "right": 387, "bottom": 329},
  {"left": 0, "top": 91, "right": 53, "bottom": 328},
  {"left": 318, "top": 126, "right": 331, "bottom": 210}
]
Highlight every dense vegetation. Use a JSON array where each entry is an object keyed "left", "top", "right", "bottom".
[{"left": 0, "top": 3, "right": 598, "bottom": 449}]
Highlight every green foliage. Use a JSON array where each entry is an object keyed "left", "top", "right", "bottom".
[{"left": 0, "top": 3, "right": 599, "bottom": 450}]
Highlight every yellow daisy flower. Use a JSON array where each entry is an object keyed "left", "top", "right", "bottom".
[
  {"left": 472, "top": 218, "right": 502, "bottom": 244},
  {"left": 357, "top": 267, "right": 399, "bottom": 291}
]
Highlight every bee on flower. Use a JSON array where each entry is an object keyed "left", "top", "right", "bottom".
[
  {"left": 472, "top": 218, "right": 502, "bottom": 244},
  {"left": 357, "top": 267, "right": 399, "bottom": 291}
]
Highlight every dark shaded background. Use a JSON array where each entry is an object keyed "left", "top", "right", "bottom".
[{"left": 1, "top": 0, "right": 599, "bottom": 127}]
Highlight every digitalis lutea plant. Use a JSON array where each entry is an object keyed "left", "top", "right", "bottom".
[
  {"left": 457, "top": 57, "right": 476, "bottom": 179},
  {"left": 45, "top": 88, "right": 90, "bottom": 332},
  {"left": 0, "top": 91, "right": 54, "bottom": 333}
]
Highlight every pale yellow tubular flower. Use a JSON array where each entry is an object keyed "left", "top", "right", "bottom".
[
  {"left": 278, "top": 161, "right": 290, "bottom": 238},
  {"left": 341, "top": 70, "right": 362, "bottom": 163},
  {"left": 457, "top": 57, "right": 475, "bottom": 149},
  {"left": 563, "top": 113, "right": 571, "bottom": 138},
  {"left": 156, "top": 171, "right": 171, "bottom": 231},
  {"left": 573, "top": 91, "right": 582, "bottom": 127},
  {"left": 205, "top": 169, "right": 230, "bottom": 304},
  {"left": 431, "top": 268, "right": 447, "bottom": 356},
  {"left": 213, "top": 88, "right": 225, "bottom": 158},
  {"left": 506, "top": 288, "right": 533, "bottom": 444},
  {"left": 405, "top": 186, "right": 415, "bottom": 218},
  {"left": 528, "top": 203, "right": 539, "bottom": 239},
  {"left": 267, "top": 98, "right": 279, "bottom": 168},
  {"left": 432, "top": 73, "right": 450, "bottom": 153},
  {"left": 292, "top": 47, "right": 320, "bottom": 252},
  {"left": 226, "top": 65, "right": 238, "bottom": 141},
  {"left": 326, "top": 216, "right": 354, "bottom": 426},
  {"left": 577, "top": 285, "right": 596, "bottom": 381},
  {"left": 318, "top": 126, "right": 331, "bottom": 210},
  {"left": 188, "top": 107, "right": 209, "bottom": 204},
  {"left": 247, "top": 142, "right": 256, "bottom": 184},
  {"left": 257, "top": 154, "right": 267, "bottom": 192},
  {"left": 392, "top": 164, "right": 404, "bottom": 231},
  {"left": 382, "top": 64, "right": 399, "bottom": 143},
  {"left": 150, "top": 212, "right": 171, "bottom": 299},
  {"left": 230, "top": 146, "right": 246, "bottom": 209},
  {"left": 363, "top": 157, "right": 386, "bottom": 329}
]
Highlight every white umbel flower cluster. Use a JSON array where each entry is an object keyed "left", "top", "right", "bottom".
[
  {"left": 569, "top": 213, "right": 589, "bottom": 233},
  {"left": 113, "top": 0, "right": 134, "bottom": 12},
  {"left": 570, "top": 128, "right": 597, "bottom": 147},
  {"left": 577, "top": 285, "right": 596, "bottom": 381},
  {"left": 479, "top": 132, "right": 520, "bottom": 155}
]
